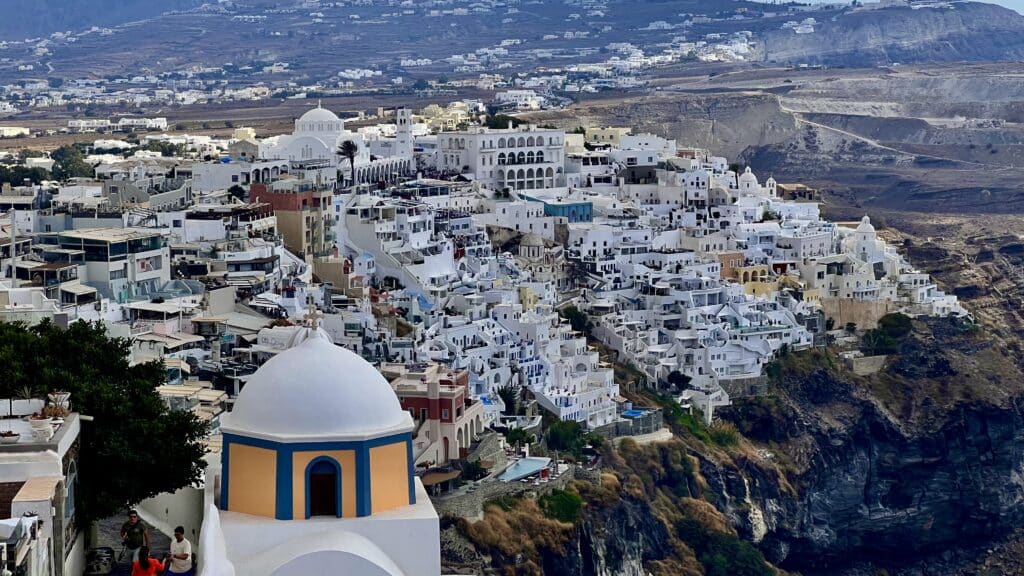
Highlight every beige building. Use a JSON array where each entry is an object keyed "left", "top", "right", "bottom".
[
  {"left": 585, "top": 127, "right": 632, "bottom": 146},
  {"left": 252, "top": 179, "right": 333, "bottom": 259}
]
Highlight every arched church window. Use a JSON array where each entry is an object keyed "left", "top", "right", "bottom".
[{"left": 307, "top": 458, "right": 341, "bottom": 518}]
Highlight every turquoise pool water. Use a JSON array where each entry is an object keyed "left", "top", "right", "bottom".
[{"left": 498, "top": 457, "right": 551, "bottom": 482}]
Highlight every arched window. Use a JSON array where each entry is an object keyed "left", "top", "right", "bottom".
[
  {"left": 306, "top": 457, "right": 342, "bottom": 518},
  {"left": 517, "top": 137, "right": 526, "bottom": 147},
  {"left": 526, "top": 136, "right": 535, "bottom": 147},
  {"left": 498, "top": 152, "right": 506, "bottom": 165},
  {"left": 498, "top": 138, "right": 506, "bottom": 148},
  {"left": 537, "top": 151, "right": 545, "bottom": 163}
]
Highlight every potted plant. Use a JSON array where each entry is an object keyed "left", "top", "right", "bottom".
[
  {"left": 0, "top": 431, "right": 20, "bottom": 444},
  {"left": 41, "top": 405, "right": 68, "bottom": 421}
]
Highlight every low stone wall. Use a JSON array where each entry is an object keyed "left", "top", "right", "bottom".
[
  {"left": 433, "top": 465, "right": 586, "bottom": 520},
  {"left": 846, "top": 354, "right": 887, "bottom": 376},
  {"left": 720, "top": 376, "right": 768, "bottom": 398}
]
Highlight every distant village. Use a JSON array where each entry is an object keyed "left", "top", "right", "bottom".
[
  {"left": 0, "top": 95, "right": 970, "bottom": 575},
  {"left": 0, "top": 0, "right": 923, "bottom": 118}
]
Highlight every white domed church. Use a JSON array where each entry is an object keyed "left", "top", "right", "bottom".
[
  {"left": 197, "top": 324, "right": 441, "bottom": 576},
  {"left": 259, "top": 103, "right": 414, "bottom": 186}
]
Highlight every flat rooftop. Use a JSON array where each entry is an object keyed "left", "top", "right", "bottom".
[{"left": 58, "top": 227, "right": 163, "bottom": 242}]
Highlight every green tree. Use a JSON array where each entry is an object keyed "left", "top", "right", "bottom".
[
  {"left": 337, "top": 140, "right": 359, "bottom": 187},
  {"left": 484, "top": 114, "right": 522, "bottom": 129},
  {"left": 676, "top": 518, "right": 772, "bottom": 576},
  {"left": 17, "top": 148, "right": 45, "bottom": 161},
  {"left": 461, "top": 459, "right": 488, "bottom": 481},
  {"left": 495, "top": 383, "right": 518, "bottom": 416},
  {"left": 412, "top": 78, "right": 429, "bottom": 91},
  {"left": 228, "top": 184, "right": 246, "bottom": 201},
  {"left": 0, "top": 166, "right": 50, "bottom": 185},
  {"left": 539, "top": 489, "right": 583, "bottom": 523},
  {"left": 666, "top": 370, "right": 691, "bottom": 390},
  {"left": 50, "top": 145, "right": 94, "bottom": 180},
  {"left": 559, "top": 306, "right": 592, "bottom": 335},
  {"left": 505, "top": 427, "right": 534, "bottom": 451},
  {"left": 546, "top": 420, "right": 583, "bottom": 452},
  {"left": 141, "top": 141, "right": 186, "bottom": 157},
  {"left": 877, "top": 313, "right": 912, "bottom": 339},
  {"left": 0, "top": 321, "right": 208, "bottom": 523}
]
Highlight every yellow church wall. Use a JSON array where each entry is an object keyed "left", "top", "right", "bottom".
[
  {"left": 370, "top": 442, "right": 410, "bottom": 513},
  {"left": 227, "top": 444, "right": 277, "bottom": 518},
  {"left": 744, "top": 280, "right": 780, "bottom": 298},
  {"left": 292, "top": 450, "right": 357, "bottom": 519}
]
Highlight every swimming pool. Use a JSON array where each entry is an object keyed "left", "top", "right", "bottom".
[
  {"left": 622, "top": 409, "right": 648, "bottom": 418},
  {"left": 498, "top": 457, "right": 551, "bottom": 482}
]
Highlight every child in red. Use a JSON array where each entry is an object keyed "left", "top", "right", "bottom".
[{"left": 130, "top": 546, "right": 165, "bottom": 576}]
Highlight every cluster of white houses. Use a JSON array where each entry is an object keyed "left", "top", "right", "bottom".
[{"left": 0, "top": 103, "right": 969, "bottom": 576}]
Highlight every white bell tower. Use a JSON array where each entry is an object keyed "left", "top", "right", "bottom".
[{"left": 395, "top": 108, "right": 414, "bottom": 160}]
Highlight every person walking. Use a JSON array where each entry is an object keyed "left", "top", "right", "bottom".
[
  {"left": 130, "top": 546, "right": 164, "bottom": 576},
  {"left": 120, "top": 510, "right": 149, "bottom": 563},
  {"left": 166, "top": 526, "right": 194, "bottom": 576}
]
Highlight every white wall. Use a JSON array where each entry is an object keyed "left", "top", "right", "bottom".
[{"left": 138, "top": 486, "right": 205, "bottom": 547}]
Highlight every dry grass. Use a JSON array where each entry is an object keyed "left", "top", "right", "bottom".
[{"left": 461, "top": 499, "right": 575, "bottom": 576}]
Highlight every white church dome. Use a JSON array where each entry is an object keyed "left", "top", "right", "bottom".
[
  {"left": 298, "top": 106, "right": 341, "bottom": 124},
  {"left": 856, "top": 215, "right": 876, "bottom": 234},
  {"left": 222, "top": 329, "right": 411, "bottom": 442}
]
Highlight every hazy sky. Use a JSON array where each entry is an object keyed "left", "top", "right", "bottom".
[
  {"left": 804, "top": 0, "right": 1024, "bottom": 13},
  {"left": 996, "top": 0, "right": 1024, "bottom": 13}
]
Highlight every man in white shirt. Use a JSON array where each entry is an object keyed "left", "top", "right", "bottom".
[{"left": 167, "top": 526, "right": 194, "bottom": 575}]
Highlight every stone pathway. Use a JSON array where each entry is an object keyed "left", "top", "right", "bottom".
[{"left": 93, "top": 514, "right": 171, "bottom": 575}]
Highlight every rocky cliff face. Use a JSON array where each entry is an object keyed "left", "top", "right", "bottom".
[
  {"left": 720, "top": 378, "right": 1024, "bottom": 573},
  {"left": 716, "top": 318, "right": 1024, "bottom": 574},
  {"left": 454, "top": 320, "right": 1024, "bottom": 575},
  {"left": 759, "top": 2, "right": 1024, "bottom": 66},
  {"left": 540, "top": 497, "right": 674, "bottom": 576}
]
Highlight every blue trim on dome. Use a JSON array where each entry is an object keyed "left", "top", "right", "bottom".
[
  {"left": 222, "top": 431, "right": 411, "bottom": 452},
  {"left": 276, "top": 450, "right": 292, "bottom": 520},
  {"left": 220, "top": 444, "right": 230, "bottom": 511},
  {"left": 221, "top": 431, "right": 413, "bottom": 520},
  {"left": 304, "top": 456, "right": 343, "bottom": 519},
  {"left": 357, "top": 445, "right": 371, "bottom": 516},
  {"left": 407, "top": 439, "right": 416, "bottom": 505}
]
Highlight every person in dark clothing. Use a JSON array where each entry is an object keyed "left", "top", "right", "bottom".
[{"left": 120, "top": 510, "right": 149, "bottom": 563}]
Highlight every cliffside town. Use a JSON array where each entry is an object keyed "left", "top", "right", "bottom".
[{"left": 0, "top": 102, "right": 974, "bottom": 575}]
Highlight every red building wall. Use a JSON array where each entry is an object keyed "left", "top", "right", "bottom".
[{"left": 250, "top": 183, "right": 314, "bottom": 212}]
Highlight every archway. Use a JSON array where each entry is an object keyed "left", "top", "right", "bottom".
[
  {"left": 270, "top": 549, "right": 402, "bottom": 576},
  {"left": 306, "top": 457, "right": 341, "bottom": 518}
]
